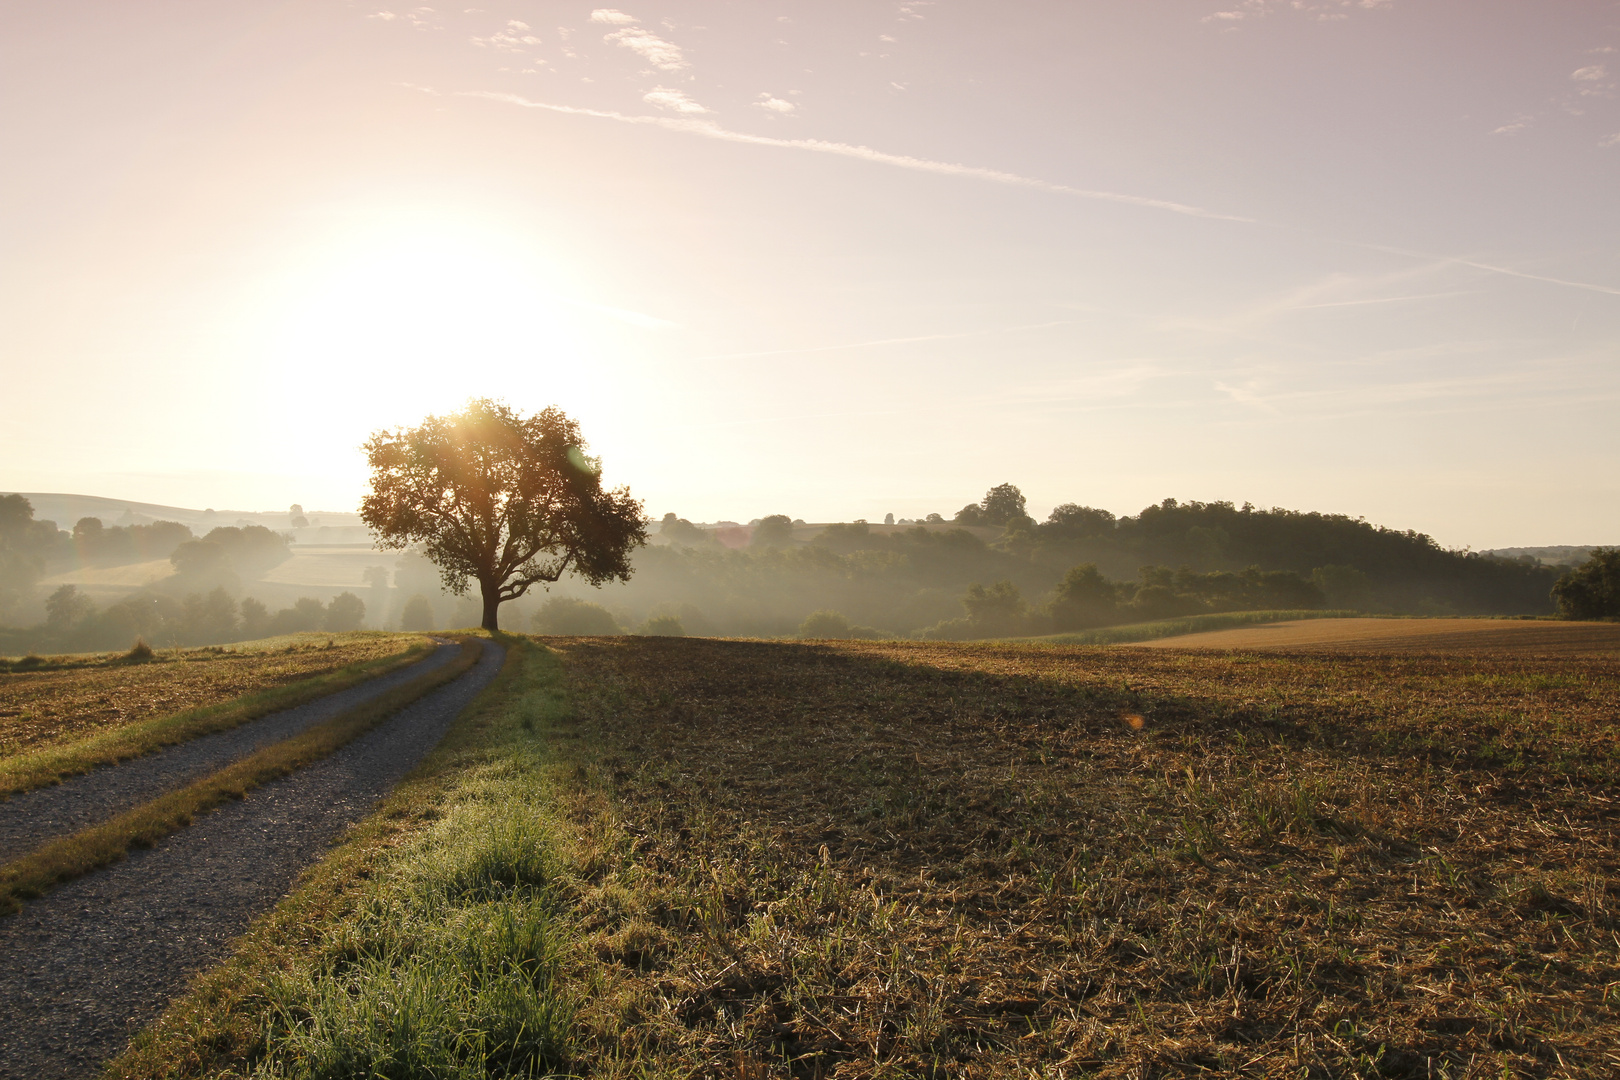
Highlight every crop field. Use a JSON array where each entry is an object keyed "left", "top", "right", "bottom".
[
  {"left": 116, "top": 635, "right": 1619, "bottom": 1080},
  {"left": 255, "top": 544, "right": 391, "bottom": 589},
  {"left": 1131, "top": 617, "right": 1620, "bottom": 656},
  {"left": 0, "top": 633, "right": 423, "bottom": 759}
]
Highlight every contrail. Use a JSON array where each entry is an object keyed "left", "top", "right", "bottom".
[
  {"left": 463, "top": 91, "right": 1620, "bottom": 299},
  {"left": 460, "top": 92, "right": 1253, "bottom": 223}
]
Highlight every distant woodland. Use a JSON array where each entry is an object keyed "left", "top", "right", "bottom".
[
  {"left": 560, "top": 487, "right": 1567, "bottom": 638},
  {"left": 0, "top": 486, "right": 1603, "bottom": 653},
  {"left": 0, "top": 495, "right": 367, "bottom": 653}
]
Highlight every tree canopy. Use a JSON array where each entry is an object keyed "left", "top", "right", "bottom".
[
  {"left": 1551, "top": 547, "right": 1620, "bottom": 619},
  {"left": 360, "top": 399, "right": 646, "bottom": 630}
]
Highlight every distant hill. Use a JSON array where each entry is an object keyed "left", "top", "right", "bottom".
[
  {"left": 1481, "top": 546, "right": 1600, "bottom": 568},
  {"left": 3, "top": 493, "right": 366, "bottom": 539}
]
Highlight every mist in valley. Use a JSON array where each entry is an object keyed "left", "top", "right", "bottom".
[{"left": 0, "top": 483, "right": 1579, "bottom": 656}]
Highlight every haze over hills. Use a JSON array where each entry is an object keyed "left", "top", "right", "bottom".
[
  {"left": 9, "top": 493, "right": 364, "bottom": 536},
  {"left": 12, "top": 492, "right": 1608, "bottom": 564},
  {"left": 1, "top": 487, "right": 1603, "bottom": 656},
  {"left": 1478, "top": 546, "right": 1604, "bottom": 568}
]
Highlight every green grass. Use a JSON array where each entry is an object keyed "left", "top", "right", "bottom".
[
  {"left": 108, "top": 635, "right": 581, "bottom": 1079},
  {"left": 0, "top": 636, "right": 434, "bottom": 800},
  {"left": 0, "top": 639, "right": 483, "bottom": 916},
  {"left": 1017, "top": 607, "right": 1359, "bottom": 646}
]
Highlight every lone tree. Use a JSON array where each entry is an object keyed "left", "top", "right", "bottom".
[{"left": 361, "top": 399, "right": 646, "bottom": 631}]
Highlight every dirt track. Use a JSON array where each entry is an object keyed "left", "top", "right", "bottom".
[
  {"left": 0, "top": 640, "right": 504, "bottom": 1079},
  {"left": 1131, "top": 616, "right": 1620, "bottom": 654}
]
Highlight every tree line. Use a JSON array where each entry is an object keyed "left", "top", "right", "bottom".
[
  {"left": 567, "top": 485, "right": 1569, "bottom": 638},
  {"left": 5, "top": 442, "right": 1614, "bottom": 652},
  {"left": 19, "top": 584, "right": 373, "bottom": 653}
]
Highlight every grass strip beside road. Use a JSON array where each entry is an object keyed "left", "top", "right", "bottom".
[
  {"left": 108, "top": 634, "right": 575, "bottom": 1079},
  {"left": 1020, "top": 607, "right": 1357, "bottom": 645},
  {"left": 0, "top": 637, "right": 435, "bottom": 801},
  {"left": 0, "top": 638, "right": 483, "bottom": 916}
]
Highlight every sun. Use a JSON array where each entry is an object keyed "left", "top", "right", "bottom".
[
  {"left": 264, "top": 218, "right": 590, "bottom": 422},
  {"left": 219, "top": 205, "right": 672, "bottom": 488}
]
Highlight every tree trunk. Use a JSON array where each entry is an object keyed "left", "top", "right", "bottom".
[{"left": 481, "top": 584, "right": 501, "bottom": 631}]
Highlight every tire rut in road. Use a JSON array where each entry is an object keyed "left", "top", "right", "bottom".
[
  {"left": 0, "top": 640, "right": 461, "bottom": 864},
  {"left": 0, "top": 639, "right": 505, "bottom": 1080}
]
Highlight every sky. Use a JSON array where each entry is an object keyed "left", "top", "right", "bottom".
[{"left": 1, "top": 0, "right": 1617, "bottom": 548}]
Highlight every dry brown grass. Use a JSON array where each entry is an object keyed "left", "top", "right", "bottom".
[
  {"left": 1131, "top": 617, "right": 1620, "bottom": 656},
  {"left": 0, "top": 634, "right": 419, "bottom": 759},
  {"left": 542, "top": 637, "right": 1620, "bottom": 1079}
]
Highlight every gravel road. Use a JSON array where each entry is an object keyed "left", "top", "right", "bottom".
[
  {"left": 0, "top": 639, "right": 505, "bottom": 1080},
  {"left": 0, "top": 640, "right": 460, "bottom": 864}
]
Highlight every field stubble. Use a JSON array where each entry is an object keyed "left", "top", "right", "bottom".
[
  {"left": 100, "top": 636, "right": 1620, "bottom": 1080},
  {"left": 0, "top": 633, "right": 422, "bottom": 760},
  {"left": 544, "top": 637, "right": 1619, "bottom": 1078}
]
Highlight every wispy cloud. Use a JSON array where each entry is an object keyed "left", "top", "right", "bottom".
[
  {"left": 1215, "top": 378, "right": 1280, "bottom": 412},
  {"left": 998, "top": 362, "right": 1166, "bottom": 407},
  {"left": 754, "top": 94, "right": 796, "bottom": 114},
  {"left": 1571, "top": 64, "right": 1608, "bottom": 81},
  {"left": 369, "top": 7, "right": 441, "bottom": 28},
  {"left": 1343, "top": 240, "right": 1620, "bottom": 297},
  {"left": 687, "top": 321, "right": 1070, "bottom": 364},
  {"left": 1290, "top": 291, "right": 1471, "bottom": 310},
  {"left": 462, "top": 93, "right": 1252, "bottom": 221},
  {"left": 1209, "top": 359, "right": 1616, "bottom": 422},
  {"left": 643, "top": 87, "right": 708, "bottom": 114},
  {"left": 1171, "top": 261, "right": 1460, "bottom": 339},
  {"left": 1204, "top": 0, "right": 1392, "bottom": 24},
  {"left": 471, "top": 21, "right": 541, "bottom": 51},
  {"left": 604, "top": 26, "right": 687, "bottom": 70},
  {"left": 589, "top": 9, "right": 636, "bottom": 25}
]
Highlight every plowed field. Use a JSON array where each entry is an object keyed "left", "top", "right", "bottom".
[
  {"left": 1131, "top": 616, "right": 1620, "bottom": 655},
  {"left": 540, "top": 636, "right": 1619, "bottom": 1078},
  {"left": 0, "top": 635, "right": 421, "bottom": 757}
]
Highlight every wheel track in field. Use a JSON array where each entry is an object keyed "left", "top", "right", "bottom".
[{"left": 0, "top": 639, "right": 505, "bottom": 1080}]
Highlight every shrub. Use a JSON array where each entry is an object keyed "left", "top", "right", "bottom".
[
  {"left": 1047, "top": 563, "right": 1119, "bottom": 631},
  {"left": 125, "top": 639, "right": 155, "bottom": 663},
  {"left": 750, "top": 514, "right": 795, "bottom": 549},
  {"left": 961, "top": 580, "right": 1029, "bottom": 636},
  {"left": 532, "top": 597, "right": 620, "bottom": 636},
  {"left": 799, "top": 610, "right": 852, "bottom": 638},
  {"left": 798, "top": 610, "right": 884, "bottom": 639},
  {"left": 658, "top": 514, "right": 714, "bottom": 547},
  {"left": 401, "top": 595, "right": 436, "bottom": 632},
  {"left": 641, "top": 615, "right": 685, "bottom": 637},
  {"left": 1552, "top": 548, "right": 1620, "bottom": 619},
  {"left": 270, "top": 598, "right": 327, "bottom": 636},
  {"left": 324, "top": 592, "right": 366, "bottom": 632},
  {"left": 1312, "top": 564, "right": 1370, "bottom": 609}
]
